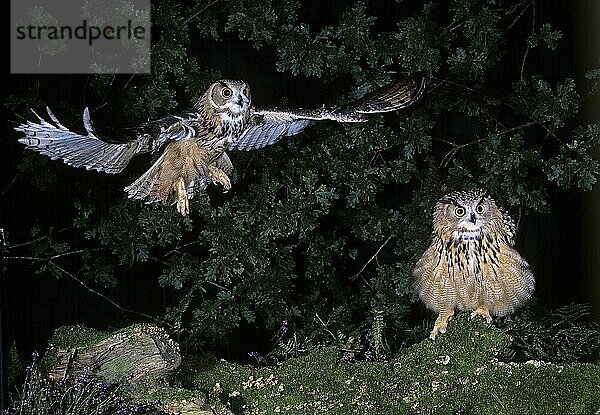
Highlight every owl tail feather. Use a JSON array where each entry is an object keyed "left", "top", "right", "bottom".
[
  {"left": 124, "top": 152, "right": 169, "bottom": 204},
  {"left": 15, "top": 107, "right": 150, "bottom": 174}
]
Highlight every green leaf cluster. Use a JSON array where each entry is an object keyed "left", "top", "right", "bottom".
[{"left": 7, "top": 0, "right": 599, "bottom": 358}]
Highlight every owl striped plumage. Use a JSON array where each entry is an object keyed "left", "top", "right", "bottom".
[{"left": 413, "top": 189, "right": 534, "bottom": 339}]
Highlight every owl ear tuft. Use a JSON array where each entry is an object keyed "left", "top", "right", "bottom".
[{"left": 438, "top": 196, "right": 458, "bottom": 206}]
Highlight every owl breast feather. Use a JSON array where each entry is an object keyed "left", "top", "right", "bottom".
[{"left": 218, "top": 112, "right": 247, "bottom": 139}]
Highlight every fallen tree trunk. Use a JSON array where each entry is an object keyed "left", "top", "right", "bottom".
[
  {"left": 43, "top": 324, "right": 234, "bottom": 414},
  {"left": 46, "top": 323, "right": 181, "bottom": 384}
]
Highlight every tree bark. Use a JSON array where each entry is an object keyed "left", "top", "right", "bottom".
[{"left": 47, "top": 323, "right": 181, "bottom": 384}]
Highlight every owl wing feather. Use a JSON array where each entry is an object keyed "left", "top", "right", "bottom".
[
  {"left": 227, "top": 76, "right": 426, "bottom": 151},
  {"left": 15, "top": 108, "right": 198, "bottom": 174},
  {"left": 499, "top": 207, "right": 517, "bottom": 245},
  {"left": 337, "top": 75, "right": 427, "bottom": 114}
]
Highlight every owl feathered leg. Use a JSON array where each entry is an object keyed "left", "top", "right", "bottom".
[
  {"left": 430, "top": 308, "right": 454, "bottom": 340},
  {"left": 175, "top": 177, "right": 189, "bottom": 216},
  {"left": 125, "top": 141, "right": 233, "bottom": 216},
  {"left": 188, "top": 152, "right": 233, "bottom": 195}
]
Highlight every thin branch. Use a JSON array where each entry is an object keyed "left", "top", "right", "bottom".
[
  {"left": 433, "top": 77, "right": 476, "bottom": 93},
  {"left": 162, "top": 240, "right": 202, "bottom": 258},
  {"left": 0, "top": 175, "right": 18, "bottom": 201},
  {"left": 438, "top": 18, "right": 467, "bottom": 41},
  {"left": 48, "top": 261, "right": 165, "bottom": 326},
  {"left": 314, "top": 313, "right": 337, "bottom": 343},
  {"left": 122, "top": 74, "right": 137, "bottom": 92},
  {"left": 520, "top": 1, "right": 536, "bottom": 82},
  {"left": 506, "top": 0, "right": 533, "bottom": 30},
  {"left": 433, "top": 137, "right": 485, "bottom": 168},
  {"left": 183, "top": 0, "right": 220, "bottom": 25},
  {"left": 350, "top": 235, "right": 393, "bottom": 281},
  {"left": 93, "top": 72, "right": 117, "bottom": 112},
  {"left": 495, "top": 120, "right": 541, "bottom": 136},
  {"left": 2, "top": 248, "right": 105, "bottom": 262},
  {"left": 6, "top": 226, "right": 73, "bottom": 250}
]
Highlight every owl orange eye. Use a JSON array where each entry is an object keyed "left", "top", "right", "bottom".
[
  {"left": 475, "top": 204, "right": 485, "bottom": 214},
  {"left": 454, "top": 207, "right": 466, "bottom": 217},
  {"left": 221, "top": 87, "right": 232, "bottom": 98}
]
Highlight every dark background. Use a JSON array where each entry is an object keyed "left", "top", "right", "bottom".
[{"left": 0, "top": 1, "right": 598, "bottom": 399}]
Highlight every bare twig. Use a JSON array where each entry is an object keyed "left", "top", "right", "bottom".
[
  {"left": 350, "top": 235, "right": 393, "bottom": 281},
  {"left": 438, "top": 18, "right": 467, "bottom": 41},
  {"left": 2, "top": 248, "right": 107, "bottom": 263},
  {"left": 315, "top": 313, "right": 337, "bottom": 342},
  {"left": 434, "top": 77, "right": 476, "bottom": 93},
  {"left": 495, "top": 120, "right": 541, "bottom": 136},
  {"left": 6, "top": 226, "right": 73, "bottom": 250},
  {"left": 93, "top": 72, "right": 117, "bottom": 112},
  {"left": 506, "top": 0, "right": 533, "bottom": 30},
  {"left": 520, "top": 1, "right": 536, "bottom": 82},
  {"left": 48, "top": 261, "right": 165, "bottom": 326},
  {"left": 162, "top": 240, "right": 202, "bottom": 258},
  {"left": 433, "top": 137, "right": 485, "bottom": 168},
  {"left": 0, "top": 176, "right": 18, "bottom": 201},
  {"left": 184, "top": 0, "right": 220, "bottom": 25}
]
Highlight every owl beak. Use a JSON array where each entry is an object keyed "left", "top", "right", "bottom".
[
  {"left": 236, "top": 93, "right": 248, "bottom": 107},
  {"left": 469, "top": 213, "right": 477, "bottom": 224}
]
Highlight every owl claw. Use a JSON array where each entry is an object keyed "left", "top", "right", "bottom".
[
  {"left": 208, "top": 166, "right": 231, "bottom": 192},
  {"left": 429, "top": 325, "right": 446, "bottom": 340},
  {"left": 470, "top": 307, "right": 493, "bottom": 327},
  {"left": 430, "top": 309, "right": 454, "bottom": 340}
]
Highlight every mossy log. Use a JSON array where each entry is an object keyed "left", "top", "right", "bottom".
[
  {"left": 46, "top": 323, "right": 181, "bottom": 384},
  {"left": 43, "top": 324, "right": 233, "bottom": 414}
]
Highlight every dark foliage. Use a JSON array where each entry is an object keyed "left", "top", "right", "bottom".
[
  {"left": 498, "top": 301, "right": 600, "bottom": 363},
  {"left": 3, "top": 0, "right": 598, "bottom": 361}
]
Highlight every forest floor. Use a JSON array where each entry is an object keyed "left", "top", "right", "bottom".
[{"left": 137, "top": 315, "right": 600, "bottom": 414}]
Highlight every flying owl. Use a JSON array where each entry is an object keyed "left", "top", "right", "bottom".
[
  {"left": 15, "top": 77, "right": 425, "bottom": 216},
  {"left": 413, "top": 189, "right": 534, "bottom": 340}
]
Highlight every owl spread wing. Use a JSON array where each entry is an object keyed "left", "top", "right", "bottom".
[
  {"left": 15, "top": 107, "right": 198, "bottom": 174},
  {"left": 227, "top": 76, "right": 426, "bottom": 151}
]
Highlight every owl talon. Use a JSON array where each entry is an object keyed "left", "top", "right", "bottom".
[
  {"left": 470, "top": 307, "right": 493, "bottom": 327},
  {"left": 208, "top": 166, "right": 231, "bottom": 192},
  {"left": 429, "top": 309, "right": 454, "bottom": 340},
  {"left": 429, "top": 326, "right": 446, "bottom": 340}
]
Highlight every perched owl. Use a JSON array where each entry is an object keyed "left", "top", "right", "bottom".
[
  {"left": 413, "top": 189, "right": 534, "bottom": 340},
  {"left": 15, "top": 77, "right": 425, "bottom": 215}
]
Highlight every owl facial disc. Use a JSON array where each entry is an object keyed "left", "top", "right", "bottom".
[{"left": 210, "top": 80, "right": 251, "bottom": 115}]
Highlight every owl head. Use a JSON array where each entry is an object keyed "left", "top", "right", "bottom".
[
  {"left": 433, "top": 188, "right": 503, "bottom": 241},
  {"left": 206, "top": 80, "right": 251, "bottom": 115}
]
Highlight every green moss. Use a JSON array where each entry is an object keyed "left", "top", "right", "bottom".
[
  {"left": 48, "top": 324, "right": 111, "bottom": 350},
  {"left": 130, "top": 378, "right": 202, "bottom": 404},
  {"left": 178, "top": 316, "right": 600, "bottom": 414}
]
